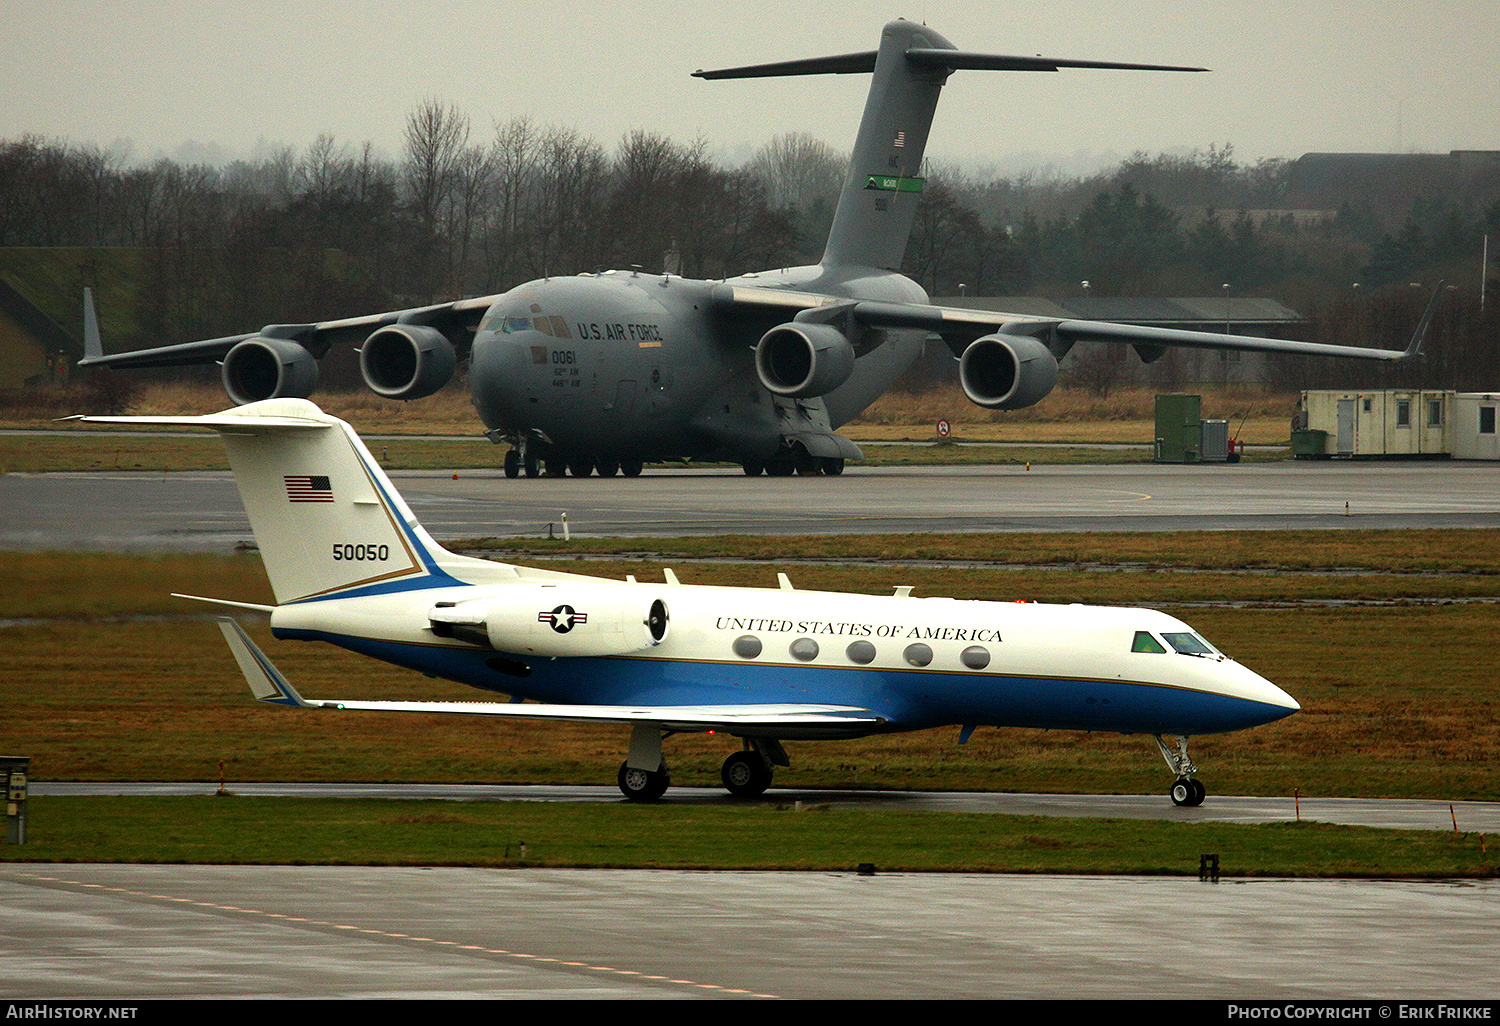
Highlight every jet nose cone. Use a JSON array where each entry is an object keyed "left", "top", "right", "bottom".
[{"left": 1252, "top": 673, "right": 1300, "bottom": 719}]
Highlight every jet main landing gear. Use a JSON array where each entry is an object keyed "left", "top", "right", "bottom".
[
  {"left": 721, "top": 750, "right": 773, "bottom": 798},
  {"left": 617, "top": 760, "right": 670, "bottom": 800}
]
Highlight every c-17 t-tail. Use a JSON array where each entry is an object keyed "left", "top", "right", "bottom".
[
  {"left": 80, "top": 399, "right": 1298, "bottom": 803},
  {"left": 77, "top": 20, "right": 1434, "bottom": 479}
]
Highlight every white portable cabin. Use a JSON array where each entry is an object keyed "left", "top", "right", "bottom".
[
  {"left": 1299, "top": 390, "right": 1453, "bottom": 457},
  {"left": 1450, "top": 393, "right": 1500, "bottom": 460}
]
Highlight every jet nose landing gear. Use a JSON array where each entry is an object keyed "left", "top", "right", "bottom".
[
  {"left": 1155, "top": 734, "right": 1207, "bottom": 807},
  {"left": 1170, "top": 777, "right": 1207, "bottom": 807}
]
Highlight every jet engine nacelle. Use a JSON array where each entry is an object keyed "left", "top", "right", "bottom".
[
  {"left": 360, "top": 325, "right": 456, "bottom": 401},
  {"left": 755, "top": 322, "right": 856, "bottom": 398},
  {"left": 429, "top": 583, "right": 669, "bottom": 658},
  {"left": 958, "top": 334, "right": 1059, "bottom": 411},
  {"left": 221, "top": 337, "right": 319, "bottom": 406}
]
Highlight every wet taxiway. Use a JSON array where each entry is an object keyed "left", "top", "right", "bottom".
[
  {"left": 3, "top": 460, "right": 1500, "bottom": 550},
  {"left": 3, "top": 864, "right": 1495, "bottom": 999}
]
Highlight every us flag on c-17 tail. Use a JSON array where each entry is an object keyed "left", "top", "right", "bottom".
[{"left": 284, "top": 475, "right": 333, "bottom": 502}]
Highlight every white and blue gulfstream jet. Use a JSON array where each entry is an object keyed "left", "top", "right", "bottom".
[{"left": 81, "top": 399, "right": 1298, "bottom": 804}]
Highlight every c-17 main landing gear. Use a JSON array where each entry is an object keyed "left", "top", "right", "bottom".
[{"left": 1155, "top": 734, "right": 1206, "bottom": 807}]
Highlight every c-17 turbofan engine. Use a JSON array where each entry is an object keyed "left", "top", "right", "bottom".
[
  {"left": 359, "top": 325, "right": 457, "bottom": 401},
  {"left": 958, "top": 334, "right": 1059, "bottom": 410},
  {"left": 220, "top": 337, "right": 319, "bottom": 405},
  {"left": 754, "top": 322, "right": 856, "bottom": 398}
]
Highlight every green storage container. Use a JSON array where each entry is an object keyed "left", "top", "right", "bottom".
[{"left": 1154, "top": 394, "right": 1202, "bottom": 463}]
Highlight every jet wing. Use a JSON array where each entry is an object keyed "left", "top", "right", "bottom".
[
  {"left": 219, "top": 619, "right": 885, "bottom": 732},
  {"left": 77, "top": 294, "right": 501, "bottom": 370},
  {"left": 710, "top": 283, "right": 1439, "bottom": 364}
]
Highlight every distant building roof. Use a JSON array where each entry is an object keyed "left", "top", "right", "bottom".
[{"left": 1286, "top": 150, "right": 1500, "bottom": 209}]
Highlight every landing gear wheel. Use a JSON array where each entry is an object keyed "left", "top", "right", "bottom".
[
  {"left": 721, "top": 751, "right": 772, "bottom": 798},
  {"left": 820, "top": 457, "right": 845, "bottom": 476},
  {"left": 619, "top": 459, "right": 644, "bottom": 478},
  {"left": 794, "top": 451, "right": 821, "bottom": 475},
  {"left": 1171, "top": 777, "right": 1206, "bottom": 807},
  {"left": 596, "top": 458, "right": 620, "bottom": 477},
  {"left": 765, "top": 458, "right": 795, "bottom": 477},
  {"left": 618, "top": 761, "right": 670, "bottom": 801},
  {"left": 742, "top": 461, "right": 764, "bottom": 476},
  {"left": 568, "top": 459, "right": 594, "bottom": 477},
  {"left": 504, "top": 450, "right": 520, "bottom": 479},
  {"left": 544, "top": 458, "right": 566, "bottom": 478},
  {"left": 523, "top": 453, "right": 540, "bottom": 478}
]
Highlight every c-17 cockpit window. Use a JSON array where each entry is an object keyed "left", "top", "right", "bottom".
[
  {"left": 1162, "top": 632, "right": 1219, "bottom": 657},
  {"left": 497, "top": 315, "right": 570, "bottom": 339},
  {"left": 1132, "top": 631, "right": 1167, "bottom": 654}
]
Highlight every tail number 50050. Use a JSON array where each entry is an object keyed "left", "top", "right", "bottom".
[{"left": 333, "top": 543, "right": 389, "bottom": 561}]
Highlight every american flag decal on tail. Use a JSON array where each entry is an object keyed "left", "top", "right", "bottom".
[{"left": 284, "top": 475, "right": 333, "bottom": 502}]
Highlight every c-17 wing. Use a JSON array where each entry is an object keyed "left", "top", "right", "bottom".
[
  {"left": 77, "top": 294, "right": 502, "bottom": 370},
  {"left": 219, "top": 618, "right": 885, "bottom": 733},
  {"left": 711, "top": 282, "right": 1440, "bottom": 363}
]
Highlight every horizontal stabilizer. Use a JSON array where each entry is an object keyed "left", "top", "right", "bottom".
[
  {"left": 76, "top": 412, "right": 330, "bottom": 431},
  {"left": 694, "top": 50, "right": 877, "bottom": 79},
  {"left": 905, "top": 49, "right": 1206, "bottom": 74},
  {"left": 695, "top": 45, "right": 1204, "bottom": 80}
]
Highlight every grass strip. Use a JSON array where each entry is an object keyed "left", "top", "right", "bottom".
[
  {"left": 3, "top": 797, "right": 1493, "bottom": 878},
  {"left": 2, "top": 547, "right": 1497, "bottom": 799},
  {"left": 458, "top": 528, "right": 1500, "bottom": 574}
]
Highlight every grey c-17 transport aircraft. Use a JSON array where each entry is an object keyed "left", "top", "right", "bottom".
[{"left": 79, "top": 19, "right": 1434, "bottom": 478}]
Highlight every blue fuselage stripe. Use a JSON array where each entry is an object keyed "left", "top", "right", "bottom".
[{"left": 274, "top": 628, "right": 1296, "bottom": 736}]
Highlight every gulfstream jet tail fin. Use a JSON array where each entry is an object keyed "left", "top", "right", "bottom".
[{"left": 80, "top": 399, "right": 463, "bottom": 603}]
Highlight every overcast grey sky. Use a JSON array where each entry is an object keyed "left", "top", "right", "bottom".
[{"left": 4, "top": 0, "right": 1497, "bottom": 173}]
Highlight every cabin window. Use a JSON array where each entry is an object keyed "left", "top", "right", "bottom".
[
  {"left": 732, "top": 635, "right": 762, "bottom": 659},
  {"left": 1363, "top": 397, "right": 1373, "bottom": 413},
  {"left": 903, "top": 643, "right": 933, "bottom": 667},
  {"left": 1481, "top": 407, "right": 1496, "bottom": 434},
  {"left": 846, "top": 640, "right": 876, "bottom": 665},
  {"left": 960, "top": 645, "right": 990, "bottom": 670},
  {"left": 1132, "top": 631, "right": 1167, "bottom": 654},
  {"left": 789, "top": 638, "right": 819, "bottom": 661},
  {"left": 1163, "top": 632, "right": 1218, "bottom": 657},
  {"left": 1396, "top": 399, "right": 1411, "bottom": 428},
  {"left": 1427, "top": 399, "right": 1443, "bottom": 428}
]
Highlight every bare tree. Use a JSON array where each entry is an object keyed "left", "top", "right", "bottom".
[
  {"left": 746, "top": 132, "right": 846, "bottom": 212},
  {"left": 401, "top": 100, "right": 471, "bottom": 299}
]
